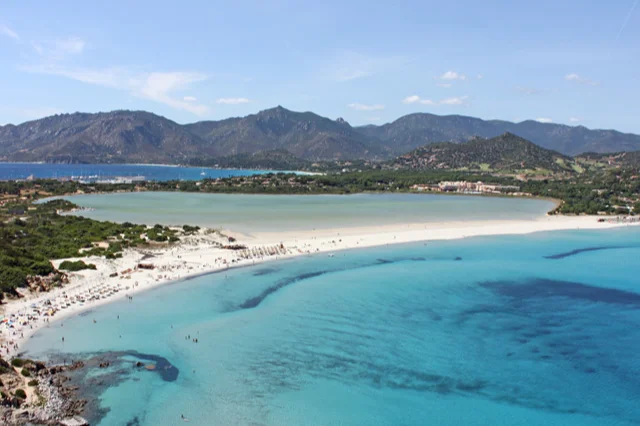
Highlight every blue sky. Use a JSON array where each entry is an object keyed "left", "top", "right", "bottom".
[{"left": 1, "top": 0, "right": 639, "bottom": 132}]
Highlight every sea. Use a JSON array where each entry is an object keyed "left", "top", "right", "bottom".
[
  {"left": 22, "top": 223, "right": 640, "bottom": 425},
  {"left": 0, "top": 162, "right": 276, "bottom": 181}
]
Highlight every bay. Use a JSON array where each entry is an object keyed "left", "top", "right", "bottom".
[
  {"left": 22, "top": 226, "right": 640, "bottom": 426},
  {"left": 0, "top": 162, "right": 274, "bottom": 181}
]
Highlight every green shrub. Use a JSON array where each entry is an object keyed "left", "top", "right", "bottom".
[
  {"left": 58, "top": 260, "right": 97, "bottom": 272},
  {"left": 28, "top": 379, "right": 38, "bottom": 387},
  {"left": 15, "top": 389, "right": 26, "bottom": 399},
  {"left": 21, "top": 368, "right": 31, "bottom": 377},
  {"left": 182, "top": 225, "right": 200, "bottom": 234},
  {"left": 108, "top": 242, "right": 123, "bottom": 252},
  {"left": 11, "top": 358, "right": 25, "bottom": 368}
]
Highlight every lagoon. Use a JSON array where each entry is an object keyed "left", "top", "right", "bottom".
[{"left": 61, "top": 192, "right": 557, "bottom": 233}]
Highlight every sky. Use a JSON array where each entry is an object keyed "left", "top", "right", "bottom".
[{"left": 1, "top": 0, "right": 639, "bottom": 132}]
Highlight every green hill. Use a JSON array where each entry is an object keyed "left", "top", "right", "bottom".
[
  {"left": 392, "top": 133, "right": 577, "bottom": 174},
  {"left": 575, "top": 151, "right": 640, "bottom": 169}
]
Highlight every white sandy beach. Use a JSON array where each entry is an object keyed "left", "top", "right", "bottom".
[{"left": 1, "top": 215, "right": 638, "bottom": 357}]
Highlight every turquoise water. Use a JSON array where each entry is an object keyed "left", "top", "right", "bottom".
[
  {"left": 61, "top": 192, "right": 556, "bottom": 232},
  {"left": 0, "top": 162, "right": 273, "bottom": 181},
  {"left": 23, "top": 227, "right": 640, "bottom": 425}
]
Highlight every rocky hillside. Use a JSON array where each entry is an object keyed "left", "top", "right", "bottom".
[
  {"left": 0, "top": 111, "right": 208, "bottom": 164},
  {"left": 358, "top": 113, "right": 640, "bottom": 156},
  {"left": 1, "top": 107, "right": 639, "bottom": 164},
  {"left": 392, "top": 133, "right": 577, "bottom": 173},
  {"left": 184, "top": 106, "right": 386, "bottom": 160}
]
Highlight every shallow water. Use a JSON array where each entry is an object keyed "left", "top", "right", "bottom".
[
  {"left": 61, "top": 192, "right": 556, "bottom": 232},
  {"left": 23, "top": 227, "right": 640, "bottom": 425}
]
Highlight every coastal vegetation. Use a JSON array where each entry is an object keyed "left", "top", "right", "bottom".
[
  {"left": 58, "top": 260, "right": 97, "bottom": 272},
  {"left": 0, "top": 198, "right": 179, "bottom": 297}
]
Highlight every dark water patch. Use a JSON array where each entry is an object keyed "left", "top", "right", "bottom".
[
  {"left": 544, "top": 245, "right": 629, "bottom": 259},
  {"left": 239, "top": 270, "right": 330, "bottom": 309},
  {"left": 481, "top": 278, "right": 640, "bottom": 307},
  {"left": 237, "top": 255, "right": 425, "bottom": 310},
  {"left": 126, "top": 416, "right": 142, "bottom": 426},
  {"left": 237, "top": 252, "right": 475, "bottom": 311},
  {"left": 44, "top": 350, "right": 179, "bottom": 425},
  {"left": 252, "top": 267, "right": 280, "bottom": 276},
  {"left": 126, "top": 351, "right": 179, "bottom": 382},
  {"left": 78, "top": 309, "right": 94, "bottom": 317}
]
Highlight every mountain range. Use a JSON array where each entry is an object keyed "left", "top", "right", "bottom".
[{"left": 1, "top": 106, "right": 639, "bottom": 164}]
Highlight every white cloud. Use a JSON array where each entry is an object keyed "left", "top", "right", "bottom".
[
  {"left": 1, "top": 25, "right": 19, "bottom": 40},
  {"left": 535, "top": 117, "right": 553, "bottom": 123},
  {"left": 138, "top": 72, "right": 208, "bottom": 115},
  {"left": 32, "top": 36, "right": 86, "bottom": 61},
  {"left": 216, "top": 97, "right": 251, "bottom": 105},
  {"left": 20, "top": 34, "right": 210, "bottom": 115},
  {"left": 476, "top": 74, "right": 484, "bottom": 79},
  {"left": 437, "top": 83, "right": 452, "bottom": 88},
  {"left": 22, "top": 64, "right": 210, "bottom": 115},
  {"left": 402, "top": 95, "right": 467, "bottom": 106},
  {"left": 347, "top": 103, "right": 385, "bottom": 111},
  {"left": 440, "top": 71, "right": 466, "bottom": 80},
  {"left": 569, "top": 117, "right": 581, "bottom": 123},
  {"left": 402, "top": 95, "right": 421, "bottom": 104},
  {"left": 616, "top": 0, "right": 638, "bottom": 40},
  {"left": 565, "top": 73, "right": 599, "bottom": 86}
]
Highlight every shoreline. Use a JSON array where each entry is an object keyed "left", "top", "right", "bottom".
[{"left": 2, "top": 215, "right": 639, "bottom": 358}]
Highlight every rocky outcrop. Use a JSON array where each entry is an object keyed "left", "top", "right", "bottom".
[{"left": 0, "top": 357, "right": 87, "bottom": 425}]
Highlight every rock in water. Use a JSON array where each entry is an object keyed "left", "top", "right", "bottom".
[{"left": 59, "top": 415, "right": 90, "bottom": 426}]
